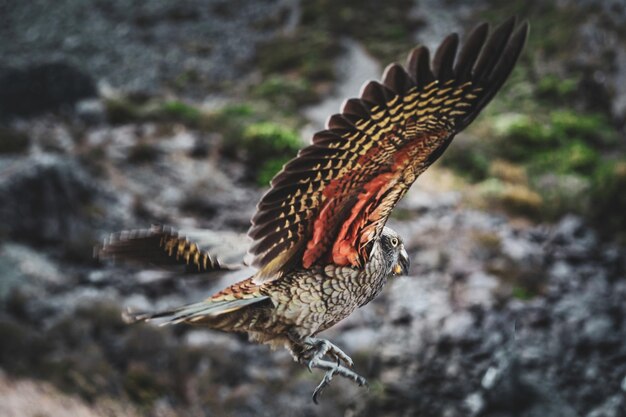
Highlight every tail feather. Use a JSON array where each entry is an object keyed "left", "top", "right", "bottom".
[{"left": 123, "top": 296, "right": 271, "bottom": 327}]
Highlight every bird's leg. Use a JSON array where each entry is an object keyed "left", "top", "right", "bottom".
[
  {"left": 286, "top": 333, "right": 367, "bottom": 403},
  {"left": 307, "top": 359, "right": 368, "bottom": 404},
  {"left": 302, "top": 337, "right": 354, "bottom": 369},
  {"left": 291, "top": 337, "right": 365, "bottom": 403}
]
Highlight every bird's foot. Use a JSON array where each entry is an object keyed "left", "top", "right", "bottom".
[
  {"left": 303, "top": 337, "right": 354, "bottom": 369},
  {"left": 308, "top": 359, "right": 368, "bottom": 404}
]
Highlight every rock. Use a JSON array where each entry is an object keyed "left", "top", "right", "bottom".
[
  {"left": 441, "top": 311, "right": 475, "bottom": 342},
  {"left": 0, "top": 155, "right": 114, "bottom": 257},
  {"left": 586, "top": 395, "right": 624, "bottom": 417},
  {"left": 464, "top": 392, "right": 485, "bottom": 416},
  {"left": 553, "top": 215, "right": 585, "bottom": 243},
  {"left": 0, "top": 0, "right": 288, "bottom": 95},
  {"left": 75, "top": 99, "right": 107, "bottom": 125},
  {"left": 0, "top": 62, "right": 97, "bottom": 118},
  {"left": 581, "top": 315, "right": 614, "bottom": 345}
]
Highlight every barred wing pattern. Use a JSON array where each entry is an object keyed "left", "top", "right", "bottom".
[
  {"left": 98, "top": 225, "right": 238, "bottom": 273},
  {"left": 249, "top": 17, "right": 528, "bottom": 280}
]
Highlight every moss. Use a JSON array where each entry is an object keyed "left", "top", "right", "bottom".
[
  {"left": 0, "top": 127, "right": 30, "bottom": 154},
  {"left": 105, "top": 95, "right": 210, "bottom": 128},
  {"left": 257, "top": 31, "right": 341, "bottom": 83},
  {"left": 530, "top": 141, "right": 600, "bottom": 176},
  {"left": 588, "top": 160, "right": 626, "bottom": 239},
  {"left": 104, "top": 97, "right": 143, "bottom": 124},
  {"left": 533, "top": 173, "right": 590, "bottom": 221},
  {"left": 255, "top": 31, "right": 340, "bottom": 108},
  {"left": 252, "top": 75, "right": 317, "bottom": 109},
  {"left": 536, "top": 74, "right": 579, "bottom": 101},
  {"left": 219, "top": 103, "right": 255, "bottom": 118},
  {"left": 204, "top": 103, "right": 258, "bottom": 151},
  {"left": 549, "top": 110, "right": 617, "bottom": 147},
  {"left": 492, "top": 110, "right": 617, "bottom": 170},
  {"left": 301, "top": 0, "right": 419, "bottom": 64},
  {"left": 512, "top": 285, "right": 535, "bottom": 300},
  {"left": 158, "top": 100, "right": 202, "bottom": 125},
  {"left": 491, "top": 113, "right": 554, "bottom": 161},
  {"left": 441, "top": 140, "right": 490, "bottom": 181},
  {"left": 123, "top": 364, "right": 167, "bottom": 405},
  {"left": 472, "top": 231, "right": 502, "bottom": 253},
  {"left": 479, "top": 0, "right": 587, "bottom": 59},
  {"left": 170, "top": 68, "right": 201, "bottom": 91},
  {"left": 257, "top": 156, "right": 291, "bottom": 186},
  {"left": 242, "top": 122, "right": 301, "bottom": 162},
  {"left": 254, "top": 0, "right": 418, "bottom": 109},
  {"left": 489, "top": 159, "right": 528, "bottom": 185},
  {"left": 476, "top": 179, "right": 543, "bottom": 218}
]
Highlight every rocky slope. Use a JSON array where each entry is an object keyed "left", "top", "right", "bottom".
[{"left": 0, "top": 1, "right": 625, "bottom": 417}]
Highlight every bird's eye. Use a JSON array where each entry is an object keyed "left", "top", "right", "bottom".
[{"left": 390, "top": 237, "right": 398, "bottom": 247}]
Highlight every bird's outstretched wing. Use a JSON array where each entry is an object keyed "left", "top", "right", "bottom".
[
  {"left": 98, "top": 225, "right": 239, "bottom": 273},
  {"left": 248, "top": 17, "right": 528, "bottom": 280}
]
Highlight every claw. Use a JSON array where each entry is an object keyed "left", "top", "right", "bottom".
[
  {"left": 311, "top": 366, "right": 337, "bottom": 404},
  {"left": 305, "top": 358, "right": 368, "bottom": 404},
  {"left": 295, "top": 338, "right": 367, "bottom": 403},
  {"left": 304, "top": 338, "right": 353, "bottom": 368}
]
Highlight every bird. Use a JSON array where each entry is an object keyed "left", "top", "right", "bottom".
[{"left": 99, "top": 17, "right": 528, "bottom": 403}]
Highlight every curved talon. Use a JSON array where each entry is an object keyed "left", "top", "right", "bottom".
[
  {"left": 312, "top": 367, "right": 337, "bottom": 404},
  {"left": 306, "top": 358, "right": 368, "bottom": 404},
  {"left": 294, "top": 339, "right": 366, "bottom": 403}
]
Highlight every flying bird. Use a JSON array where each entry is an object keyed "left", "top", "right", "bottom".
[{"left": 99, "top": 17, "right": 528, "bottom": 402}]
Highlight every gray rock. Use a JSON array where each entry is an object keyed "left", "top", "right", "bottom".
[
  {"left": 0, "top": 61, "right": 96, "bottom": 118},
  {"left": 586, "top": 395, "right": 625, "bottom": 417},
  {"left": 0, "top": 154, "right": 115, "bottom": 257}
]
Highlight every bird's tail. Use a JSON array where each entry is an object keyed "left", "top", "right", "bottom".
[{"left": 123, "top": 294, "right": 271, "bottom": 330}]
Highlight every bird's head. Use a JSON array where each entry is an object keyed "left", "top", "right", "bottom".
[{"left": 380, "top": 227, "right": 410, "bottom": 277}]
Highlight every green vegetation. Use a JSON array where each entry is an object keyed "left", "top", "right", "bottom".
[
  {"left": 512, "top": 285, "right": 535, "bottom": 301},
  {"left": 301, "top": 0, "right": 419, "bottom": 64},
  {"left": 197, "top": 104, "right": 303, "bottom": 183},
  {"left": 159, "top": 100, "right": 203, "bottom": 125},
  {"left": 255, "top": 31, "right": 340, "bottom": 110},
  {"left": 455, "top": 104, "right": 624, "bottom": 226},
  {"left": 588, "top": 161, "right": 626, "bottom": 238},
  {"left": 252, "top": 75, "right": 318, "bottom": 109},
  {"left": 257, "top": 156, "right": 291, "bottom": 186},
  {"left": 254, "top": 0, "right": 419, "bottom": 111},
  {"left": 438, "top": 1, "right": 626, "bottom": 237},
  {"left": 242, "top": 122, "right": 301, "bottom": 158},
  {"left": 536, "top": 74, "right": 579, "bottom": 100},
  {"left": 103, "top": 94, "right": 304, "bottom": 184},
  {"left": 105, "top": 97, "right": 206, "bottom": 127},
  {"left": 242, "top": 122, "right": 301, "bottom": 184}
]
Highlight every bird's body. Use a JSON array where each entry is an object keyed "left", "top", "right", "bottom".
[
  {"left": 187, "top": 232, "right": 394, "bottom": 345},
  {"left": 100, "top": 17, "right": 528, "bottom": 402}
]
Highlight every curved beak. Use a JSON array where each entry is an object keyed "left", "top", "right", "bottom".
[{"left": 393, "top": 247, "right": 410, "bottom": 276}]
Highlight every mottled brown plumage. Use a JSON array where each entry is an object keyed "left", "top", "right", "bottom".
[{"left": 100, "top": 17, "right": 528, "bottom": 402}]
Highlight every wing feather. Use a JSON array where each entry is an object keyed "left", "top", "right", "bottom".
[
  {"left": 248, "top": 18, "right": 529, "bottom": 280},
  {"left": 98, "top": 225, "right": 239, "bottom": 273}
]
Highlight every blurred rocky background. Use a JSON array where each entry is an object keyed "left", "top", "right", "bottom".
[{"left": 0, "top": 0, "right": 625, "bottom": 416}]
